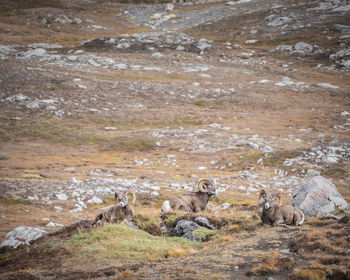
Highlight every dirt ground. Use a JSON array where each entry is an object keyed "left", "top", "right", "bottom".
[{"left": 0, "top": 0, "right": 349, "bottom": 279}]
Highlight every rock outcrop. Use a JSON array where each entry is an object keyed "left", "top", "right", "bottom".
[{"left": 289, "top": 176, "right": 348, "bottom": 217}]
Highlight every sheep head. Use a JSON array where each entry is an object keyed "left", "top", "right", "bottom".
[
  {"left": 115, "top": 190, "right": 136, "bottom": 208},
  {"left": 258, "top": 189, "right": 281, "bottom": 210},
  {"left": 198, "top": 179, "right": 217, "bottom": 196}
]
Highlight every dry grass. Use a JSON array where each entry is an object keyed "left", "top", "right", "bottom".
[
  {"left": 292, "top": 269, "right": 327, "bottom": 280},
  {"left": 166, "top": 248, "right": 186, "bottom": 258},
  {"left": 250, "top": 251, "right": 294, "bottom": 276}
]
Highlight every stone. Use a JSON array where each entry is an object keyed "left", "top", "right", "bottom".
[
  {"left": 276, "top": 45, "right": 293, "bottom": 52},
  {"left": 1, "top": 226, "right": 46, "bottom": 249},
  {"left": 56, "top": 193, "right": 68, "bottom": 201},
  {"left": 87, "top": 197, "right": 103, "bottom": 204},
  {"left": 247, "top": 142, "right": 259, "bottom": 149},
  {"left": 46, "top": 222, "right": 64, "bottom": 228},
  {"left": 316, "top": 83, "right": 339, "bottom": 90},
  {"left": 194, "top": 216, "right": 215, "bottom": 229},
  {"left": 17, "top": 48, "right": 47, "bottom": 59},
  {"left": 333, "top": 24, "right": 350, "bottom": 33},
  {"left": 174, "top": 220, "right": 199, "bottom": 236},
  {"left": 25, "top": 100, "right": 40, "bottom": 109},
  {"left": 182, "top": 231, "right": 201, "bottom": 242},
  {"left": 305, "top": 169, "right": 320, "bottom": 178},
  {"left": 165, "top": 3, "right": 174, "bottom": 11},
  {"left": 5, "top": 94, "right": 29, "bottom": 102},
  {"left": 267, "top": 16, "right": 292, "bottom": 26},
  {"left": 294, "top": 42, "right": 313, "bottom": 53},
  {"left": 121, "top": 219, "right": 140, "bottom": 230},
  {"left": 289, "top": 176, "right": 348, "bottom": 217}
]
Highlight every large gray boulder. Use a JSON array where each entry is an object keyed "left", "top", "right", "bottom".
[
  {"left": 1, "top": 226, "right": 46, "bottom": 249},
  {"left": 174, "top": 220, "right": 199, "bottom": 236},
  {"left": 289, "top": 176, "right": 348, "bottom": 217}
]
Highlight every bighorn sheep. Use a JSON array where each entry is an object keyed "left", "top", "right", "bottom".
[
  {"left": 161, "top": 179, "right": 217, "bottom": 213},
  {"left": 92, "top": 190, "right": 136, "bottom": 227},
  {"left": 258, "top": 189, "right": 304, "bottom": 227}
]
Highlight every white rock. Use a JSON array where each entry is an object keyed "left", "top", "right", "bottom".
[
  {"left": 247, "top": 142, "right": 259, "bottom": 149},
  {"left": 276, "top": 45, "right": 293, "bottom": 52},
  {"left": 165, "top": 3, "right": 174, "bottom": 11},
  {"left": 5, "top": 94, "right": 29, "bottom": 102},
  {"left": 75, "top": 84, "right": 87, "bottom": 90},
  {"left": 104, "top": 126, "right": 117, "bottom": 130},
  {"left": 87, "top": 197, "right": 103, "bottom": 204},
  {"left": 17, "top": 48, "right": 47, "bottom": 59},
  {"left": 25, "top": 100, "right": 40, "bottom": 109},
  {"left": 54, "top": 206, "right": 63, "bottom": 212},
  {"left": 1, "top": 226, "right": 46, "bottom": 249},
  {"left": 151, "top": 52, "right": 164, "bottom": 57},
  {"left": 56, "top": 193, "right": 68, "bottom": 201},
  {"left": 267, "top": 16, "right": 292, "bottom": 26},
  {"left": 46, "top": 222, "right": 64, "bottom": 228},
  {"left": 294, "top": 42, "right": 313, "bottom": 53},
  {"left": 245, "top": 39, "right": 258, "bottom": 44},
  {"left": 316, "top": 83, "right": 339, "bottom": 90}
]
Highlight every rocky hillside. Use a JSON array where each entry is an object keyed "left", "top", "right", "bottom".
[{"left": 0, "top": 0, "right": 349, "bottom": 279}]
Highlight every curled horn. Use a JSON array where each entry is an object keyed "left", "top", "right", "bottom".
[
  {"left": 198, "top": 179, "right": 212, "bottom": 193},
  {"left": 126, "top": 190, "right": 136, "bottom": 203},
  {"left": 273, "top": 192, "right": 282, "bottom": 206},
  {"left": 258, "top": 189, "right": 268, "bottom": 201}
]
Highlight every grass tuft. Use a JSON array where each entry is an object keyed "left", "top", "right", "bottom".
[
  {"left": 292, "top": 269, "right": 327, "bottom": 280},
  {"left": 20, "top": 174, "right": 43, "bottom": 180}
]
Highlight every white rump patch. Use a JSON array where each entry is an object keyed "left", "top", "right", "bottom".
[
  {"left": 161, "top": 200, "right": 171, "bottom": 212},
  {"left": 298, "top": 210, "right": 305, "bottom": 226}
]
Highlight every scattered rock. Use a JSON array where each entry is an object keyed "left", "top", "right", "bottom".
[
  {"left": 290, "top": 176, "right": 348, "bottom": 217},
  {"left": 182, "top": 231, "right": 201, "bottom": 242},
  {"left": 194, "top": 216, "right": 215, "bottom": 229},
  {"left": 56, "top": 193, "right": 68, "bottom": 201},
  {"left": 5, "top": 94, "right": 29, "bottom": 102},
  {"left": 316, "top": 83, "right": 339, "bottom": 90},
  {"left": 1, "top": 226, "right": 46, "bottom": 249},
  {"left": 46, "top": 222, "right": 64, "bottom": 228},
  {"left": 266, "top": 16, "right": 292, "bottom": 27},
  {"left": 174, "top": 220, "right": 199, "bottom": 236},
  {"left": 294, "top": 42, "right": 313, "bottom": 53},
  {"left": 87, "top": 197, "right": 103, "bottom": 204},
  {"left": 17, "top": 48, "right": 47, "bottom": 59},
  {"left": 305, "top": 169, "right": 320, "bottom": 178},
  {"left": 333, "top": 24, "right": 350, "bottom": 33},
  {"left": 80, "top": 32, "right": 212, "bottom": 53},
  {"left": 276, "top": 45, "right": 293, "bottom": 52}
]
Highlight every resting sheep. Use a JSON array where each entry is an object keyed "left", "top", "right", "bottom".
[
  {"left": 92, "top": 190, "right": 136, "bottom": 227},
  {"left": 161, "top": 179, "right": 217, "bottom": 213},
  {"left": 258, "top": 189, "right": 304, "bottom": 227}
]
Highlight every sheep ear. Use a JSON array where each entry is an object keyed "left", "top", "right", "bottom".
[
  {"left": 114, "top": 192, "right": 119, "bottom": 202},
  {"left": 258, "top": 189, "right": 267, "bottom": 200}
]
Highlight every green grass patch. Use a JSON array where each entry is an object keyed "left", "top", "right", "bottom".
[
  {"left": 0, "top": 198, "right": 31, "bottom": 205},
  {"left": 66, "top": 224, "right": 200, "bottom": 261},
  {"left": 192, "top": 227, "right": 220, "bottom": 242},
  {"left": 20, "top": 173, "right": 43, "bottom": 180}
]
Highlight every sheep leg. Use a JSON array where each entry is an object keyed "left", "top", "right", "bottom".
[{"left": 272, "top": 220, "right": 286, "bottom": 227}]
